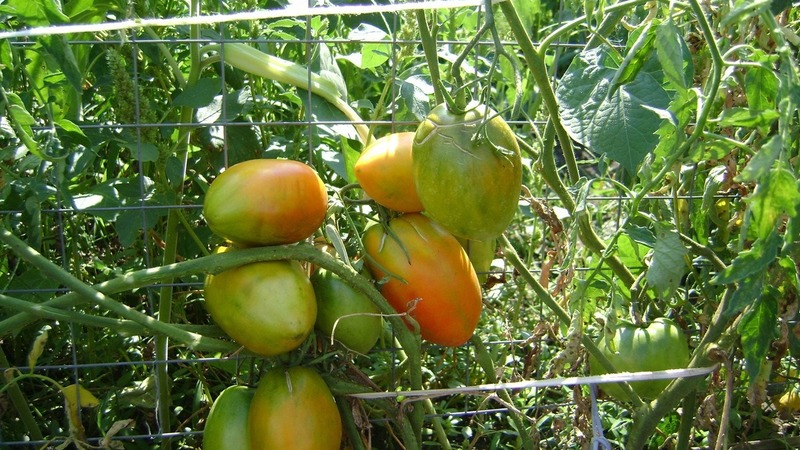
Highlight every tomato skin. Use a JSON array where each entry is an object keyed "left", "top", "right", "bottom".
[
  {"left": 204, "top": 259, "right": 317, "bottom": 356},
  {"left": 413, "top": 103, "right": 522, "bottom": 241},
  {"left": 363, "top": 213, "right": 482, "bottom": 347},
  {"left": 249, "top": 366, "right": 342, "bottom": 450},
  {"left": 311, "top": 268, "right": 382, "bottom": 354},
  {"left": 203, "top": 159, "right": 328, "bottom": 246},
  {"left": 354, "top": 132, "right": 423, "bottom": 213},
  {"left": 203, "top": 385, "right": 254, "bottom": 450},
  {"left": 589, "top": 318, "right": 691, "bottom": 401}
]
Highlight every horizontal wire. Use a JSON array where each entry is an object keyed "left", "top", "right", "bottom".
[{"left": 0, "top": 0, "right": 510, "bottom": 40}]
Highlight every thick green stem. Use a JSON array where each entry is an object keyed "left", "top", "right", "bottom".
[
  {"left": 416, "top": 10, "right": 444, "bottom": 105},
  {"left": 498, "top": 1, "right": 578, "bottom": 184},
  {"left": 0, "top": 347, "right": 44, "bottom": 442}
]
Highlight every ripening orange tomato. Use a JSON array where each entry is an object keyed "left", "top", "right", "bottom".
[
  {"left": 363, "top": 213, "right": 482, "bottom": 346},
  {"left": 203, "top": 159, "right": 328, "bottom": 246},
  {"left": 354, "top": 132, "right": 423, "bottom": 213}
]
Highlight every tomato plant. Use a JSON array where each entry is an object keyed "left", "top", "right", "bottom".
[
  {"left": 589, "top": 318, "right": 691, "bottom": 401},
  {"left": 354, "top": 132, "right": 423, "bottom": 213},
  {"left": 203, "top": 385, "right": 254, "bottom": 450},
  {"left": 204, "top": 258, "right": 317, "bottom": 356},
  {"left": 249, "top": 366, "right": 342, "bottom": 450},
  {"left": 311, "top": 268, "right": 383, "bottom": 354},
  {"left": 413, "top": 102, "right": 523, "bottom": 241},
  {"left": 203, "top": 159, "right": 328, "bottom": 246},
  {"left": 363, "top": 213, "right": 482, "bottom": 347}
]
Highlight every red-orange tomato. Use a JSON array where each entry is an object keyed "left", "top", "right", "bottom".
[
  {"left": 203, "top": 159, "right": 328, "bottom": 246},
  {"left": 363, "top": 213, "right": 482, "bottom": 346},
  {"left": 354, "top": 132, "right": 423, "bottom": 213}
]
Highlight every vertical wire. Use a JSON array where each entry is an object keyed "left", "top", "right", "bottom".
[{"left": 129, "top": 31, "right": 162, "bottom": 438}]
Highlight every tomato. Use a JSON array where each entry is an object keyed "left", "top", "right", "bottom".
[
  {"left": 457, "top": 237, "right": 496, "bottom": 284},
  {"left": 413, "top": 102, "right": 523, "bottom": 241},
  {"left": 203, "top": 385, "right": 254, "bottom": 450},
  {"left": 354, "top": 132, "right": 423, "bottom": 213},
  {"left": 363, "top": 213, "right": 482, "bottom": 347},
  {"left": 589, "top": 318, "right": 691, "bottom": 401},
  {"left": 249, "top": 366, "right": 342, "bottom": 450},
  {"left": 311, "top": 268, "right": 382, "bottom": 354},
  {"left": 203, "top": 159, "right": 328, "bottom": 246},
  {"left": 204, "top": 259, "right": 317, "bottom": 356}
]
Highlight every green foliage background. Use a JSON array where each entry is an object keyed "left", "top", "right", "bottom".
[{"left": 1, "top": 0, "right": 799, "bottom": 448}]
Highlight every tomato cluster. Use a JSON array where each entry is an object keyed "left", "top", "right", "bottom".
[{"left": 204, "top": 367, "right": 341, "bottom": 450}]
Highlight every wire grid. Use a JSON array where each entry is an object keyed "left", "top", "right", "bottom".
[{"left": 0, "top": 2, "right": 752, "bottom": 449}]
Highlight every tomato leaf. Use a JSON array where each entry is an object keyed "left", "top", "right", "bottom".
[
  {"left": 737, "top": 135, "right": 782, "bottom": 182},
  {"left": 656, "top": 20, "right": 693, "bottom": 91},
  {"left": 745, "top": 63, "right": 779, "bottom": 111},
  {"left": 556, "top": 45, "right": 671, "bottom": 173},
  {"left": 738, "top": 289, "right": 779, "bottom": 382},
  {"left": 174, "top": 77, "right": 222, "bottom": 108},
  {"left": 646, "top": 224, "right": 688, "bottom": 298},
  {"left": 712, "top": 229, "right": 781, "bottom": 285},
  {"left": 718, "top": 107, "right": 779, "bottom": 129},
  {"left": 747, "top": 166, "right": 800, "bottom": 240},
  {"left": 725, "top": 273, "right": 764, "bottom": 317}
]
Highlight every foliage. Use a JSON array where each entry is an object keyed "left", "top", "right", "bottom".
[{"left": 1, "top": 0, "right": 799, "bottom": 449}]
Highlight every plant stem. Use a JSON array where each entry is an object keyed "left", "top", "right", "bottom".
[
  {"left": 498, "top": 0, "right": 578, "bottom": 184},
  {"left": 0, "top": 348, "right": 44, "bottom": 442},
  {"left": 0, "top": 226, "right": 238, "bottom": 354},
  {"left": 416, "top": 10, "right": 444, "bottom": 105},
  {"left": 675, "top": 392, "right": 697, "bottom": 450}
]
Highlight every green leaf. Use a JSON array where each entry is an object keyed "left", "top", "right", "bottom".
[
  {"left": 395, "top": 76, "right": 432, "bottom": 122},
  {"left": 5, "top": 0, "right": 69, "bottom": 26},
  {"left": 40, "top": 35, "right": 83, "bottom": 93},
  {"left": 712, "top": 230, "right": 781, "bottom": 285},
  {"left": 609, "top": 21, "right": 658, "bottom": 93},
  {"left": 725, "top": 273, "right": 764, "bottom": 316},
  {"left": 646, "top": 224, "right": 689, "bottom": 298},
  {"left": 737, "top": 135, "right": 782, "bottom": 182},
  {"left": 556, "top": 45, "right": 671, "bottom": 173},
  {"left": 748, "top": 165, "right": 800, "bottom": 240},
  {"left": 8, "top": 104, "right": 35, "bottom": 126},
  {"left": 718, "top": 107, "right": 779, "bottom": 128},
  {"left": 173, "top": 77, "right": 222, "bottom": 108},
  {"left": 738, "top": 289, "right": 778, "bottom": 381},
  {"left": 656, "top": 20, "right": 692, "bottom": 91},
  {"left": 745, "top": 65, "right": 779, "bottom": 111},
  {"left": 311, "top": 43, "right": 348, "bottom": 100},
  {"left": 625, "top": 224, "right": 657, "bottom": 248}
]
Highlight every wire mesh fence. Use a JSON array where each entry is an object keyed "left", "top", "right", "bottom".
[{"left": 2, "top": 0, "right": 799, "bottom": 449}]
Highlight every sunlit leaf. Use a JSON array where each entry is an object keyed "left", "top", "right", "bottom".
[
  {"left": 61, "top": 384, "right": 100, "bottom": 408},
  {"left": 27, "top": 327, "right": 49, "bottom": 371},
  {"left": 556, "top": 45, "right": 671, "bottom": 173},
  {"left": 712, "top": 229, "right": 781, "bottom": 285},
  {"left": 646, "top": 224, "right": 688, "bottom": 298},
  {"left": 656, "top": 20, "right": 693, "bottom": 91},
  {"left": 748, "top": 166, "right": 800, "bottom": 240}
]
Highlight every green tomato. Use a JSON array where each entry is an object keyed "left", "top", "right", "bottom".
[
  {"left": 589, "top": 318, "right": 691, "bottom": 401},
  {"left": 311, "top": 268, "right": 382, "bottom": 354},
  {"left": 413, "top": 102, "right": 523, "bottom": 241},
  {"left": 249, "top": 366, "right": 342, "bottom": 450},
  {"left": 204, "top": 258, "right": 317, "bottom": 356},
  {"left": 203, "top": 385, "right": 254, "bottom": 450},
  {"left": 457, "top": 237, "right": 496, "bottom": 284}
]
